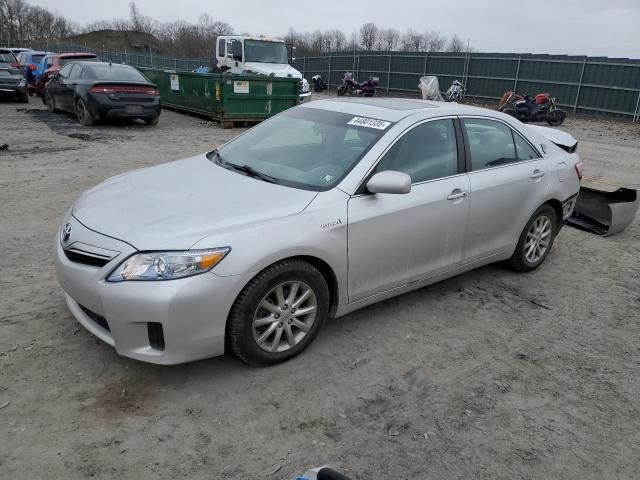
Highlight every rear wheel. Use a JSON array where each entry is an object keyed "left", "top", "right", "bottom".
[
  {"left": 76, "top": 98, "right": 94, "bottom": 126},
  {"left": 509, "top": 205, "right": 558, "bottom": 272},
  {"left": 44, "top": 91, "right": 58, "bottom": 113},
  {"left": 547, "top": 110, "right": 565, "bottom": 126},
  {"left": 18, "top": 90, "right": 29, "bottom": 103},
  {"left": 226, "top": 259, "right": 329, "bottom": 366},
  {"left": 145, "top": 116, "right": 159, "bottom": 126}
]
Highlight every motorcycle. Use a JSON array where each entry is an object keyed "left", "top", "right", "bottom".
[
  {"left": 498, "top": 91, "right": 566, "bottom": 126},
  {"left": 446, "top": 80, "right": 465, "bottom": 102},
  {"left": 311, "top": 74, "right": 328, "bottom": 92},
  {"left": 336, "top": 72, "right": 378, "bottom": 97}
]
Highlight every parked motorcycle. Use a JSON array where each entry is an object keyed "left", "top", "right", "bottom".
[
  {"left": 498, "top": 91, "right": 566, "bottom": 126},
  {"left": 311, "top": 74, "right": 327, "bottom": 92},
  {"left": 336, "top": 72, "right": 378, "bottom": 97},
  {"left": 446, "top": 80, "right": 465, "bottom": 102}
]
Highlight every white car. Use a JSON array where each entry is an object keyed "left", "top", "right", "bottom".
[{"left": 55, "top": 98, "right": 582, "bottom": 365}]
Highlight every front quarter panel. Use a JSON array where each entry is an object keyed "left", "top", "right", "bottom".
[{"left": 190, "top": 188, "right": 350, "bottom": 307}]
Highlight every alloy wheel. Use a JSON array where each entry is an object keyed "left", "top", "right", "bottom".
[
  {"left": 252, "top": 281, "right": 318, "bottom": 353},
  {"left": 524, "top": 215, "right": 552, "bottom": 264}
]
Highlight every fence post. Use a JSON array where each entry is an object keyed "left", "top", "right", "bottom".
[
  {"left": 328, "top": 53, "right": 332, "bottom": 88},
  {"left": 302, "top": 56, "right": 306, "bottom": 78},
  {"left": 633, "top": 90, "right": 640, "bottom": 123},
  {"left": 573, "top": 58, "right": 587, "bottom": 114},
  {"left": 423, "top": 53, "right": 428, "bottom": 75},
  {"left": 513, "top": 55, "right": 522, "bottom": 92},
  {"left": 356, "top": 54, "right": 360, "bottom": 81},
  {"left": 463, "top": 53, "right": 470, "bottom": 88},
  {"left": 387, "top": 52, "right": 392, "bottom": 92}
]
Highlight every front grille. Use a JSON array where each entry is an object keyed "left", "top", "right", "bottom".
[
  {"left": 79, "top": 304, "right": 110, "bottom": 332},
  {"left": 0, "top": 78, "right": 20, "bottom": 86},
  {"left": 64, "top": 248, "right": 111, "bottom": 267},
  {"left": 147, "top": 323, "right": 165, "bottom": 350}
]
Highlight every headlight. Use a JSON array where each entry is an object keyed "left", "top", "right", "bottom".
[
  {"left": 107, "top": 248, "right": 230, "bottom": 282},
  {"left": 19, "top": 78, "right": 26, "bottom": 86}
]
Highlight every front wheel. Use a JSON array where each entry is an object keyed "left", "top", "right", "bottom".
[
  {"left": 44, "top": 91, "right": 58, "bottom": 112},
  {"left": 336, "top": 85, "right": 346, "bottom": 96},
  {"left": 76, "top": 98, "right": 94, "bottom": 126},
  {"left": 508, "top": 205, "right": 558, "bottom": 272},
  {"left": 226, "top": 259, "right": 330, "bottom": 366}
]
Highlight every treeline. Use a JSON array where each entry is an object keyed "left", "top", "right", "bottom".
[
  {"left": 1, "top": 0, "right": 471, "bottom": 58},
  {"left": 285, "top": 24, "right": 468, "bottom": 55},
  {"left": 0, "top": 0, "right": 76, "bottom": 43}
]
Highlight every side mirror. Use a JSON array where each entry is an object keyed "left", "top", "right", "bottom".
[{"left": 366, "top": 171, "right": 411, "bottom": 195}]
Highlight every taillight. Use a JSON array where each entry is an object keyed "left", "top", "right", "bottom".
[
  {"left": 90, "top": 85, "right": 159, "bottom": 96},
  {"left": 29, "top": 64, "right": 37, "bottom": 70},
  {"left": 574, "top": 160, "right": 584, "bottom": 180}
]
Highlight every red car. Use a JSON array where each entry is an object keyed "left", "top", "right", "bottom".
[{"left": 34, "top": 52, "right": 98, "bottom": 96}]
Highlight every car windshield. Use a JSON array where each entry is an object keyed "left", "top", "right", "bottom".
[
  {"left": 214, "top": 108, "right": 390, "bottom": 191},
  {"left": 244, "top": 40, "right": 288, "bottom": 63},
  {"left": 60, "top": 57, "right": 97, "bottom": 65},
  {"left": 86, "top": 64, "right": 147, "bottom": 82}
]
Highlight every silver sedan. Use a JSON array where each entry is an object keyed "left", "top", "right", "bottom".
[{"left": 55, "top": 98, "right": 582, "bottom": 365}]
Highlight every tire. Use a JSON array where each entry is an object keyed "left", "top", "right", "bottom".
[
  {"left": 226, "top": 259, "right": 330, "bottom": 366},
  {"left": 145, "top": 115, "right": 159, "bottom": 126},
  {"left": 336, "top": 86, "right": 346, "bottom": 96},
  {"left": 500, "top": 107, "right": 519, "bottom": 119},
  {"left": 18, "top": 90, "right": 29, "bottom": 103},
  {"left": 547, "top": 110, "right": 565, "bottom": 126},
  {"left": 44, "top": 91, "right": 58, "bottom": 113},
  {"left": 508, "top": 205, "right": 558, "bottom": 273},
  {"left": 76, "top": 98, "right": 94, "bottom": 126}
]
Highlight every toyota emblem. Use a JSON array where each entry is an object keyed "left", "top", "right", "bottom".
[{"left": 61, "top": 223, "right": 72, "bottom": 242}]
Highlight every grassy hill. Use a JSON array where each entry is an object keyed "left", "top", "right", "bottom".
[{"left": 66, "top": 30, "right": 163, "bottom": 54}]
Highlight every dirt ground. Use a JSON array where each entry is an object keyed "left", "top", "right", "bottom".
[{"left": 1, "top": 93, "right": 639, "bottom": 480}]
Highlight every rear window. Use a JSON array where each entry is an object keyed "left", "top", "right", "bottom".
[
  {"left": 0, "top": 52, "right": 16, "bottom": 63},
  {"left": 86, "top": 64, "right": 147, "bottom": 82},
  {"left": 60, "top": 56, "right": 97, "bottom": 66},
  {"left": 30, "top": 54, "right": 45, "bottom": 64}
]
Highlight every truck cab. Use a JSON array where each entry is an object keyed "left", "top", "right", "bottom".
[{"left": 216, "top": 35, "right": 311, "bottom": 102}]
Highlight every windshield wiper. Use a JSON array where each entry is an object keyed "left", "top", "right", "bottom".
[
  {"left": 229, "top": 163, "right": 279, "bottom": 184},
  {"left": 210, "top": 149, "right": 279, "bottom": 184}
]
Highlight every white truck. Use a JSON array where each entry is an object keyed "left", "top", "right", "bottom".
[{"left": 215, "top": 35, "right": 311, "bottom": 102}]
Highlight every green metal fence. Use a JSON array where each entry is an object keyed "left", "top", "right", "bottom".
[
  {"left": 1, "top": 40, "right": 208, "bottom": 71},
  {"left": 293, "top": 52, "right": 640, "bottom": 122}
]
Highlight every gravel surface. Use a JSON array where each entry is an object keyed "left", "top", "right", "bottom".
[{"left": 1, "top": 94, "right": 639, "bottom": 480}]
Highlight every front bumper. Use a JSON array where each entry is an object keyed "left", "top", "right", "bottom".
[
  {"left": 0, "top": 83, "right": 26, "bottom": 96},
  {"left": 54, "top": 214, "right": 253, "bottom": 364}
]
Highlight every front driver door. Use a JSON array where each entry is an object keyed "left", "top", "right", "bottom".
[{"left": 347, "top": 118, "right": 470, "bottom": 303}]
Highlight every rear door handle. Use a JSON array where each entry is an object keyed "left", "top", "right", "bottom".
[
  {"left": 447, "top": 189, "right": 468, "bottom": 200},
  {"left": 530, "top": 170, "right": 545, "bottom": 179}
]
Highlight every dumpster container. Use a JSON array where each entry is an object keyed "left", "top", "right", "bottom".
[{"left": 139, "top": 67, "right": 300, "bottom": 127}]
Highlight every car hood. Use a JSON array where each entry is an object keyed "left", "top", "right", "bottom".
[
  {"left": 243, "top": 62, "right": 302, "bottom": 79},
  {"left": 72, "top": 154, "right": 318, "bottom": 251}
]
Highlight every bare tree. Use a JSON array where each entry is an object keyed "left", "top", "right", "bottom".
[
  {"left": 359, "top": 22, "right": 379, "bottom": 51},
  {"left": 400, "top": 29, "right": 424, "bottom": 52},
  {"left": 128, "top": 1, "right": 156, "bottom": 34},
  {"left": 378, "top": 28, "right": 400, "bottom": 51},
  {"left": 423, "top": 30, "right": 446, "bottom": 52},
  {"left": 447, "top": 34, "right": 466, "bottom": 53}
]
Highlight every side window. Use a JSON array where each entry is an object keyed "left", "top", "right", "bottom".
[
  {"left": 58, "top": 64, "right": 73, "bottom": 78},
  {"left": 375, "top": 119, "right": 459, "bottom": 183},
  {"left": 513, "top": 131, "right": 539, "bottom": 160},
  {"left": 69, "top": 65, "right": 82, "bottom": 80},
  {"left": 463, "top": 118, "right": 519, "bottom": 170},
  {"left": 218, "top": 38, "right": 225, "bottom": 57}
]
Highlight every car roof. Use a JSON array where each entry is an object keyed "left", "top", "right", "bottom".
[{"left": 302, "top": 97, "right": 495, "bottom": 122}]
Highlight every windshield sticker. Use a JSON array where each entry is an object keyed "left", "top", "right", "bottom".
[
  {"left": 321, "top": 174, "right": 334, "bottom": 183},
  {"left": 347, "top": 117, "right": 391, "bottom": 130}
]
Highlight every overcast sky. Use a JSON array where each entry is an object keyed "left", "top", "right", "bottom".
[{"left": 32, "top": 0, "right": 640, "bottom": 58}]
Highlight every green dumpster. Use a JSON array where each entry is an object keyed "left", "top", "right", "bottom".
[{"left": 138, "top": 68, "right": 299, "bottom": 127}]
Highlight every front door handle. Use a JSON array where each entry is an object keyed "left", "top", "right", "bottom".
[
  {"left": 447, "top": 189, "right": 468, "bottom": 200},
  {"left": 530, "top": 170, "right": 545, "bottom": 179}
]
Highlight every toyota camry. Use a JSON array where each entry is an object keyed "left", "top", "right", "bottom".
[{"left": 54, "top": 98, "right": 582, "bottom": 365}]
